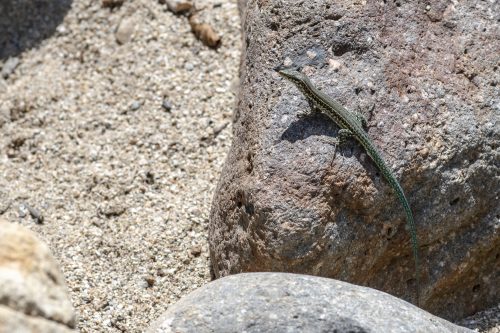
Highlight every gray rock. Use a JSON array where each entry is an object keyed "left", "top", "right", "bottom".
[
  {"left": 209, "top": 0, "right": 499, "bottom": 321},
  {"left": 148, "top": 272, "right": 473, "bottom": 333},
  {"left": 0, "top": 219, "right": 76, "bottom": 331}
]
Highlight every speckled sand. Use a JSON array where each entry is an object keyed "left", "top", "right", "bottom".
[{"left": 0, "top": 0, "right": 240, "bottom": 331}]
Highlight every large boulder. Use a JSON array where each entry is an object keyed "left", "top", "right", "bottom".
[
  {"left": 0, "top": 219, "right": 76, "bottom": 332},
  {"left": 209, "top": 0, "right": 499, "bottom": 321},
  {"left": 148, "top": 272, "right": 473, "bottom": 333}
]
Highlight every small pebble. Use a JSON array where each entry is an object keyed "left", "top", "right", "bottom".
[
  {"left": 130, "top": 100, "right": 141, "bottom": 111},
  {"left": 102, "top": 0, "right": 124, "bottom": 8},
  {"left": 0, "top": 78, "right": 7, "bottom": 94},
  {"left": 213, "top": 122, "right": 229, "bottom": 138},
  {"left": 162, "top": 99, "right": 173, "bottom": 111},
  {"left": 328, "top": 58, "right": 341, "bottom": 71},
  {"left": 1, "top": 57, "right": 20, "bottom": 79},
  {"left": 26, "top": 204, "right": 44, "bottom": 224},
  {"left": 190, "top": 245, "right": 202, "bottom": 256},
  {"left": 165, "top": 0, "right": 193, "bottom": 14},
  {"left": 18, "top": 204, "right": 27, "bottom": 218},
  {"left": 306, "top": 50, "right": 317, "bottom": 59},
  {"left": 145, "top": 275, "right": 155, "bottom": 287},
  {"left": 283, "top": 57, "right": 293, "bottom": 67},
  {"left": 115, "top": 17, "right": 135, "bottom": 44},
  {"left": 99, "top": 203, "right": 126, "bottom": 217},
  {"left": 0, "top": 191, "right": 11, "bottom": 214}
]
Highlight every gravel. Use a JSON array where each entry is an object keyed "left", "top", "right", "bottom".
[
  {"left": 0, "top": 0, "right": 240, "bottom": 332},
  {"left": 0, "top": 0, "right": 497, "bottom": 332}
]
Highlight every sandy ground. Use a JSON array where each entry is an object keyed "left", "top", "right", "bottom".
[
  {"left": 0, "top": 0, "right": 240, "bottom": 331},
  {"left": 0, "top": 0, "right": 498, "bottom": 332}
]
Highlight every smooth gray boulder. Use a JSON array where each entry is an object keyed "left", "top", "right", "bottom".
[
  {"left": 0, "top": 219, "right": 76, "bottom": 332},
  {"left": 148, "top": 272, "right": 473, "bottom": 333},
  {"left": 209, "top": 0, "right": 499, "bottom": 321}
]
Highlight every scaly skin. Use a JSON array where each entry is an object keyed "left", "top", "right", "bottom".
[{"left": 279, "top": 68, "right": 420, "bottom": 304}]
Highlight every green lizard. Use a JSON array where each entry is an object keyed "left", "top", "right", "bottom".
[{"left": 278, "top": 68, "right": 420, "bottom": 304}]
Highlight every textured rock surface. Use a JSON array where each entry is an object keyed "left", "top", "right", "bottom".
[
  {"left": 209, "top": 0, "right": 499, "bottom": 320},
  {"left": 148, "top": 272, "right": 473, "bottom": 333},
  {"left": 0, "top": 219, "right": 76, "bottom": 332}
]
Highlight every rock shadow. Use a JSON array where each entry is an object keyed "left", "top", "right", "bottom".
[
  {"left": 281, "top": 112, "right": 386, "bottom": 180},
  {"left": 281, "top": 112, "right": 337, "bottom": 143},
  {"left": 0, "top": 0, "right": 73, "bottom": 60}
]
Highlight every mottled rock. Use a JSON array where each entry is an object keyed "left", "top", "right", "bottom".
[
  {"left": 0, "top": 219, "right": 76, "bottom": 332},
  {"left": 148, "top": 273, "right": 473, "bottom": 333},
  {"left": 209, "top": 0, "right": 499, "bottom": 321}
]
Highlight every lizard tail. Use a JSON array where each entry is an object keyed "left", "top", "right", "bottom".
[
  {"left": 382, "top": 165, "right": 421, "bottom": 306},
  {"left": 367, "top": 148, "right": 420, "bottom": 305}
]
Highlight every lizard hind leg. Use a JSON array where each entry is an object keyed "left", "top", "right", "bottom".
[
  {"left": 316, "top": 135, "right": 340, "bottom": 166},
  {"left": 317, "top": 128, "right": 353, "bottom": 166},
  {"left": 337, "top": 128, "right": 353, "bottom": 145},
  {"left": 317, "top": 127, "right": 353, "bottom": 148},
  {"left": 334, "top": 128, "right": 354, "bottom": 162}
]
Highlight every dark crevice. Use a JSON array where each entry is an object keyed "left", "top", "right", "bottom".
[
  {"left": 325, "top": 13, "right": 343, "bottom": 21},
  {"left": 332, "top": 44, "right": 352, "bottom": 57},
  {"left": 246, "top": 151, "right": 254, "bottom": 173},
  {"left": 245, "top": 203, "right": 255, "bottom": 215}
]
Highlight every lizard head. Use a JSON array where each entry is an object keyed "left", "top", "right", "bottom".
[{"left": 277, "top": 68, "right": 307, "bottom": 85}]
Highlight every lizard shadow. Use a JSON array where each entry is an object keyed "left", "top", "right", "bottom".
[
  {"left": 281, "top": 112, "right": 356, "bottom": 158},
  {"left": 281, "top": 112, "right": 335, "bottom": 142},
  {"left": 281, "top": 111, "right": 383, "bottom": 180}
]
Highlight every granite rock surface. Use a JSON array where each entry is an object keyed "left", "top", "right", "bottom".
[{"left": 148, "top": 272, "right": 474, "bottom": 333}]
